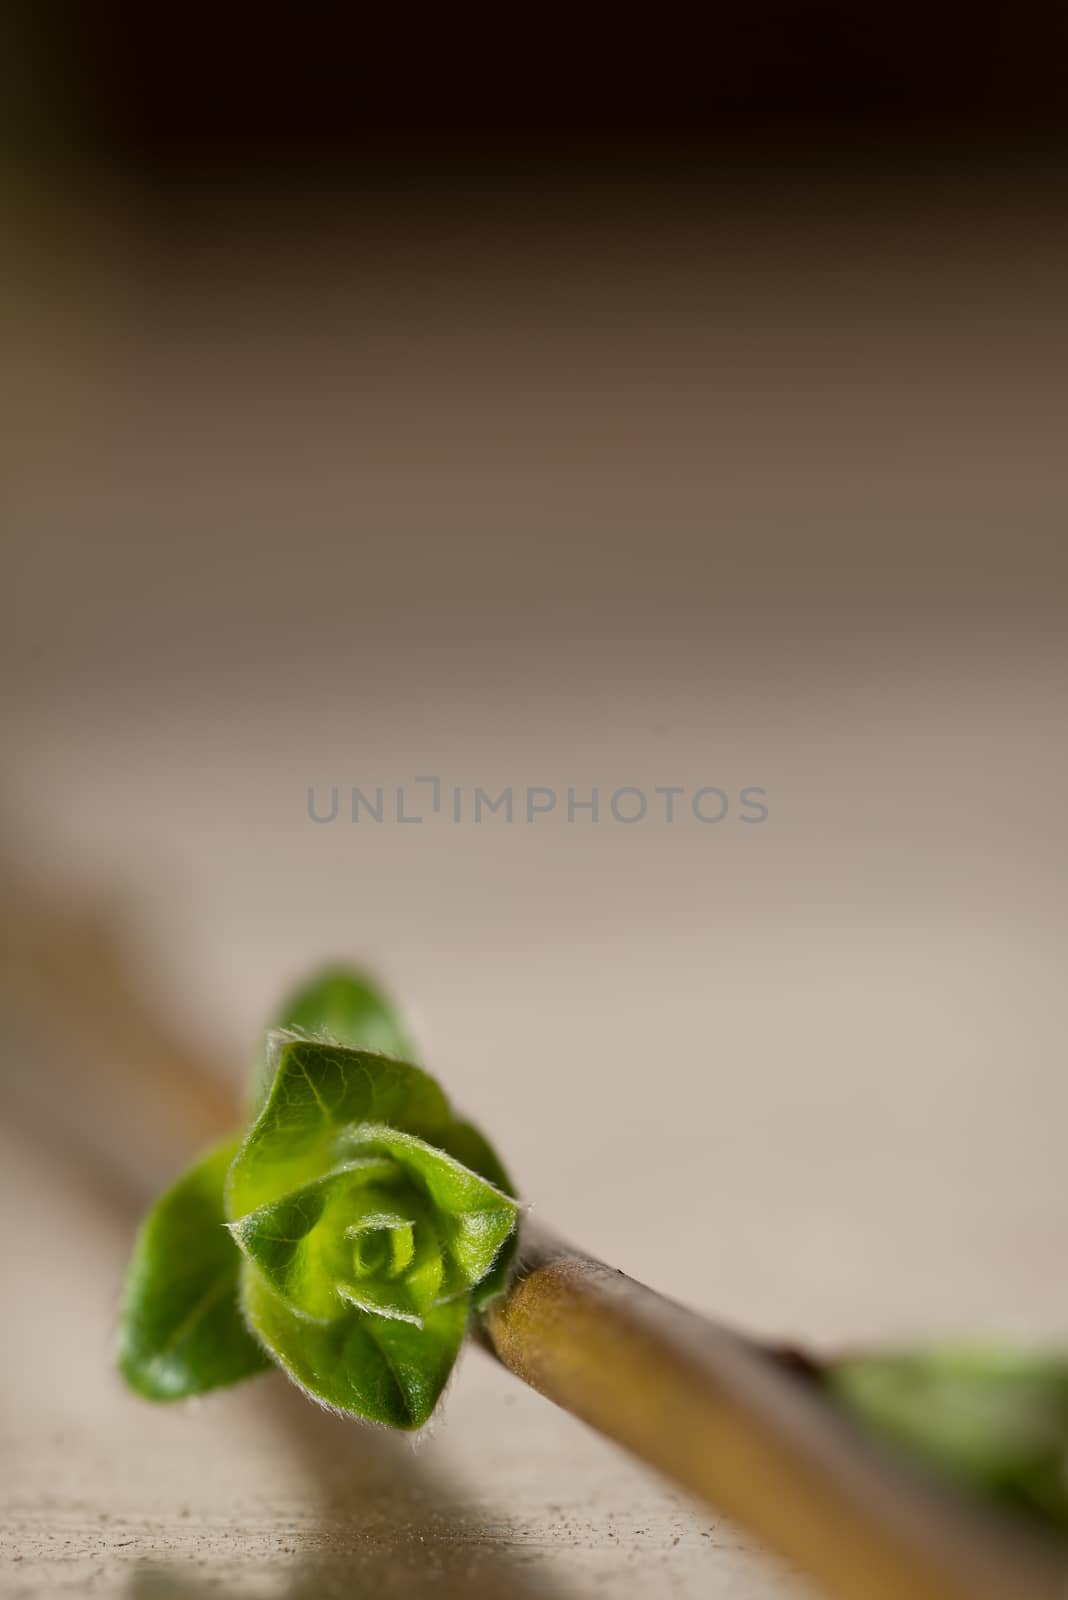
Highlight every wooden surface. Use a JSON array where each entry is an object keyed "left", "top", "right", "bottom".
[{"left": 4, "top": 171, "right": 1067, "bottom": 1597}]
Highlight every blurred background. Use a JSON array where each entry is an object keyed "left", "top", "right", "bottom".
[{"left": 3, "top": 8, "right": 1067, "bottom": 1597}]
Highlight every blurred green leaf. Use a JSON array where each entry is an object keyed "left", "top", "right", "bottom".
[{"left": 831, "top": 1343, "right": 1068, "bottom": 1530}]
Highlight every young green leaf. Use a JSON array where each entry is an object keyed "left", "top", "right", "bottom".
[
  {"left": 116, "top": 1139, "right": 272, "bottom": 1400},
  {"left": 229, "top": 1127, "right": 517, "bottom": 1324},
  {"left": 241, "top": 1261, "right": 468, "bottom": 1428},
  {"left": 118, "top": 967, "right": 521, "bottom": 1430},
  {"left": 248, "top": 968, "right": 419, "bottom": 1116},
  {"left": 830, "top": 1343, "right": 1068, "bottom": 1530},
  {"left": 227, "top": 1036, "right": 520, "bottom": 1424},
  {"left": 227, "top": 1034, "right": 453, "bottom": 1217},
  {"left": 437, "top": 1118, "right": 519, "bottom": 1310}
]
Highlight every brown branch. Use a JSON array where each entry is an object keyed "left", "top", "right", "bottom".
[{"left": 484, "top": 1225, "right": 1068, "bottom": 1600}]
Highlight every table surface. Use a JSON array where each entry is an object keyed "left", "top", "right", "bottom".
[{"left": 3, "top": 170, "right": 1066, "bottom": 1597}]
